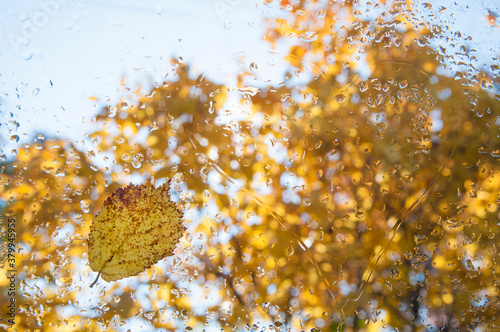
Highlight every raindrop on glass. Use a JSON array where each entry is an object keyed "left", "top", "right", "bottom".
[
  {"left": 131, "top": 153, "right": 144, "bottom": 169},
  {"left": 80, "top": 199, "right": 91, "bottom": 213}
]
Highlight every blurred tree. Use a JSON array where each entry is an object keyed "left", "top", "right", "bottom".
[{"left": 1, "top": 1, "right": 499, "bottom": 331}]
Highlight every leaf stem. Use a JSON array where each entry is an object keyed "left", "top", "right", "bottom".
[{"left": 90, "top": 272, "right": 101, "bottom": 288}]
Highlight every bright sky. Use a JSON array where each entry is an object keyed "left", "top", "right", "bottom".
[
  {"left": 1, "top": 0, "right": 498, "bottom": 157},
  {"left": 0, "top": 0, "right": 281, "bottom": 154}
]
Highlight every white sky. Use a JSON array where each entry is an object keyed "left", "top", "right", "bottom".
[
  {"left": 0, "top": 0, "right": 498, "bottom": 150},
  {"left": 0, "top": 0, "right": 280, "bottom": 153}
]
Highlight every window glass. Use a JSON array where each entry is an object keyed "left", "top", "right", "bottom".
[{"left": 1, "top": 1, "right": 499, "bottom": 331}]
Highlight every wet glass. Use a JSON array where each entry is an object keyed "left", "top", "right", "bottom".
[{"left": 1, "top": 0, "right": 499, "bottom": 331}]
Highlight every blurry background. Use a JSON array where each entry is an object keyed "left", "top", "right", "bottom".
[{"left": 1, "top": 0, "right": 499, "bottom": 331}]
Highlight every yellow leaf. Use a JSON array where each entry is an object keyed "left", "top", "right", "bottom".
[{"left": 88, "top": 180, "right": 185, "bottom": 287}]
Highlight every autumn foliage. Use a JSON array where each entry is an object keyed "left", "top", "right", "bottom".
[{"left": 1, "top": 1, "right": 499, "bottom": 331}]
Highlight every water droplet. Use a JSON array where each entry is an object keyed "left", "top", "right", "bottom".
[
  {"left": 131, "top": 153, "right": 144, "bottom": 169},
  {"left": 334, "top": 93, "right": 346, "bottom": 103},
  {"left": 42, "top": 166, "right": 54, "bottom": 174},
  {"left": 55, "top": 166, "right": 67, "bottom": 177},
  {"left": 166, "top": 113, "right": 174, "bottom": 123},
  {"left": 58, "top": 277, "right": 72, "bottom": 285},
  {"left": 445, "top": 218, "right": 464, "bottom": 229},
  {"left": 107, "top": 106, "right": 117, "bottom": 117},
  {"left": 414, "top": 235, "right": 428, "bottom": 245},
  {"left": 80, "top": 199, "right": 91, "bottom": 213},
  {"left": 208, "top": 101, "right": 215, "bottom": 114},
  {"left": 355, "top": 210, "right": 365, "bottom": 218},
  {"left": 341, "top": 61, "right": 350, "bottom": 68},
  {"left": 233, "top": 277, "right": 242, "bottom": 286},
  {"left": 10, "top": 135, "right": 19, "bottom": 143},
  {"left": 390, "top": 268, "right": 401, "bottom": 279},
  {"left": 287, "top": 245, "right": 295, "bottom": 256},
  {"left": 359, "top": 81, "right": 368, "bottom": 92}
]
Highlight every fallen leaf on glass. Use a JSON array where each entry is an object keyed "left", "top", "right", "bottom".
[{"left": 88, "top": 180, "right": 185, "bottom": 287}]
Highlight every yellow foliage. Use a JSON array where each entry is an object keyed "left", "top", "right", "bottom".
[{"left": 1, "top": 2, "right": 499, "bottom": 331}]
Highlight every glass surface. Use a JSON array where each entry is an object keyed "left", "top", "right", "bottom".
[{"left": 1, "top": 0, "right": 499, "bottom": 331}]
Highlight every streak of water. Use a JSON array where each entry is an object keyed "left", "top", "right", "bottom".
[
  {"left": 344, "top": 143, "right": 457, "bottom": 306},
  {"left": 190, "top": 52, "right": 448, "bottom": 329}
]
